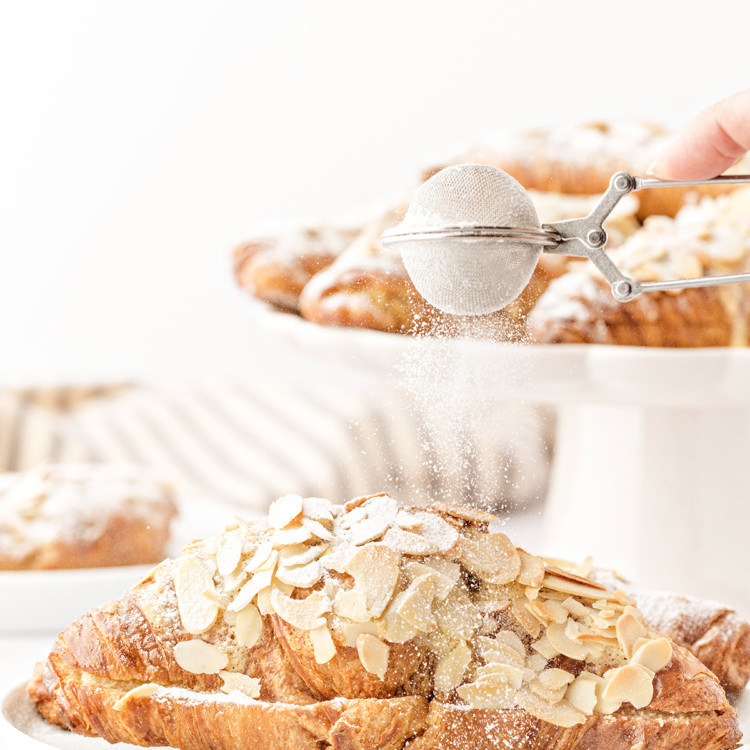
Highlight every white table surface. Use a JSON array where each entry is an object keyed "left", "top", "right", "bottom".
[{"left": 1, "top": 635, "right": 55, "bottom": 749}]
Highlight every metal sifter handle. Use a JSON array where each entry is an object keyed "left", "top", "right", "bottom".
[{"left": 544, "top": 172, "right": 750, "bottom": 302}]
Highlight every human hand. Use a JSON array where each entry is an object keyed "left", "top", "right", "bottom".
[{"left": 649, "top": 89, "right": 750, "bottom": 180}]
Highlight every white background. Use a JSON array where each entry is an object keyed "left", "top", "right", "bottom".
[{"left": 1, "top": 0, "right": 750, "bottom": 384}]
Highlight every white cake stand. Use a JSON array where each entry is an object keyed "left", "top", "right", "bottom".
[{"left": 260, "top": 308, "right": 750, "bottom": 616}]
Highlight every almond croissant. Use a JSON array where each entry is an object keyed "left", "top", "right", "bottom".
[{"left": 28, "top": 494, "right": 742, "bottom": 750}]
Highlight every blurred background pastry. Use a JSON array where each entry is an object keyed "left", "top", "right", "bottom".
[{"left": 0, "top": 463, "right": 176, "bottom": 570}]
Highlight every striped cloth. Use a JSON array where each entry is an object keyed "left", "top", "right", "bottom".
[{"left": 0, "top": 382, "right": 551, "bottom": 514}]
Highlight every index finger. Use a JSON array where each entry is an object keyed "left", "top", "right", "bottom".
[{"left": 650, "top": 89, "right": 750, "bottom": 181}]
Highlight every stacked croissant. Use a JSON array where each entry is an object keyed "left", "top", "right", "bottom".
[
  {"left": 29, "top": 493, "right": 747, "bottom": 749},
  {"left": 233, "top": 121, "right": 750, "bottom": 346}
]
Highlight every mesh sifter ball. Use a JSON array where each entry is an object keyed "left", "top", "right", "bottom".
[
  {"left": 383, "top": 164, "right": 750, "bottom": 312},
  {"left": 386, "top": 165, "right": 544, "bottom": 315}
]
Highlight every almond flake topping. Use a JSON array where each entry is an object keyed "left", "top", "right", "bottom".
[
  {"left": 459, "top": 531, "right": 521, "bottom": 584},
  {"left": 174, "top": 639, "right": 228, "bottom": 675},
  {"left": 268, "top": 494, "right": 303, "bottom": 529},
  {"left": 234, "top": 603, "right": 263, "bottom": 648},
  {"left": 310, "top": 624, "right": 337, "bottom": 664},
  {"left": 271, "top": 589, "right": 331, "bottom": 631},
  {"left": 631, "top": 637, "right": 672, "bottom": 673},
  {"left": 279, "top": 543, "right": 326, "bottom": 567},
  {"left": 356, "top": 633, "right": 389, "bottom": 680},
  {"left": 338, "top": 494, "right": 398, "bottom": 546},
  {"left": 216, "top": 529, "right": 244, "bottom": 577},
  {"left": 218, "top": 671, "right": 261, "bottom": 698},
  {"left": 344, "top": 543, "right": 400, "bottom": 618},
  {"left": 395, "top": 574, "right": 438, "bottom": 633},
  {"left": 175, "top": 557, "right": 219, "bottom": 635},
  {"left": 434, "top": 640, "right": 472, "bottom": 693},
  {"left": 275, "top": 559, "right": 323, "bottom": 589},
  {"left": 112, "top": 683, "right": 159, "bottom": 711}
]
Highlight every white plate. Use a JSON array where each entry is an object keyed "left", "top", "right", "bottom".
[
  {"left": 0, "top": 496, "right": 258, "bottom": 634},
  {"left": 259, "top": 306, "right": 750, "bottom": 407},
  {"left": 2, "top": 680, "right": 748, "bottom": 750}
]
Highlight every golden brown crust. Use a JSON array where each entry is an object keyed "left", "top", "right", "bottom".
[
  {"left": 634, "top": 590, "right": 750, "bottom": 693},
  {"left": 27, "top": 500, "right": 743, "bottom": 750},
  {"left": 403, "top": 702, "right": 741, "bottom": 750},
  {"left": 528, "top": 275, "right": 740, "bottom": 347},
  {"left": 233, "top": 226, "right": 359, "bottom": 312}
]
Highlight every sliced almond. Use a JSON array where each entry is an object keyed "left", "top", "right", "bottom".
[
  {"left": 379, "top": 593, "right": 420, "bottom": 643},
  {"left": 275, "top": 559, "right": 323, "bottom": 589},
  {"left": 229, "top": 567, "right": 274, "bottom": 612},
  {"left": 631, "top": 637, "right": 672, "bottom": 673},
  {"left": 429, "top": 503, "right": 498, "bottom": 527},
  {"left": 473, "top": 585, "right": 512, "bottom": 614},
  {"left": 340, "top": 495, "right": 398, "bottom": 546},
  {"left": 395, "top": 510, "right": 423, "bottom": 529},
  {"left": 218, "top": 671, "right": 261, "bottom": 697},
  {"left": 407, "top": 511, "right": 459, "bottom": 553},
  {"left": 344, "top": 493, "right": 386, "bottom": 512},
  {"left": 616, "top": 612, "right": 647, "bottom": 659},
  {"left": 216, "top": 529, "right": 244, "bottom": 578},
  {"left": 527, "top": 597, "right": 569, "bottom": 624},
  {"left": 333, "top": 589, "right": 371, "bottom": 622},
  {"left": 319, "top": 542, "right": 356, "bottom": 573},
  {"left": 356, "top": 633, "right": 389, "bottom": 680},
  {"left": 301, "top": 497, "right": 335, "bottom": 523},
  {"left": 340, "top": 620, "right": 380, "bottom": 647},
  {"left": 526, "top": 653, "right": 548, "bottom": 674},
  {"left": 544, "top": 565, "right": 608, "bottom": 589},
  {"left": 112, "top": 683, "right": 159, "bottom": 711},
  {"left": 279, "top": 543, "right": 326, "bottom": 567},
  {"left": 537, "top": 668, "right": 575, "bottom": 692},
  {"left": 234, "top": 603, "right": 263, "bottom": 648},
  {"left": 174, "top": 639, "right": 228, "bottom": 674},
  {"left": 456, "top": 677, "right": 517, "bottom": 709},
  {"left": 395, "top": 574, "right": 437, "bottom": 633},
  {"left": 481, "top": 644, "right": 525, "bottom": 670},
  {"left": 404, "top": 562, "right": 456, "bottom": 601},
  {"left": 302, "top": 517, "right": 335, "bottom": 541},
  {"left": 271, "top": 524, "right": 314, "bottom": 548},
  {"left": 510, "top": 601, "right": 542, "bottom": 638},
  {"left": 243, "top": 541, "right": 274, "bottom": 575},
  {"left": 489, "top": 630, "right": 526, "bottom": 657},
  {"left": 268, "top": 494, "right": 303, "bottom": 529},
  {"left": 517, "top": 550, "right": 546, "bottom": 587},
  {"left": 434, "top": 588, "right": 481, "bottom": 641},
  {"left": 459, "top": 531, "right": 521, "bottom": 584},
  {"left": 255, "top": 586, "right": 273, "bottom": 616},
  {"left": 531, "top": 634, "right": 558, "bottom": 660},
  {"left": 270, "top": 589, "right": 331, "bottom": 631},
  {"left": 602, "top": 664, "right": 654, "bottom": 709},
  {"left": 546, "top": 620, "right": 589, "bottom": 660},
  {"left": 516, "top": 689, "right": 586, "bottom": 728},
  {"left": 423, "top": 631, "right": 456, "bottom": 658},
  {"left": 310, "top": 624, "right": 337, "bottom": 664},
  {"left": 476, "top": 662, "right": 525, "bottom": 688},
  {"left": 565, "top": 672, "right": 601, "bottom": 715},
  {"left": 434, "top": 640, "right": 472, "bottom": 692},
  {"left": 382, "top": 527, "right": 436, "bottom": 556},
  {"left": 542, "top": 573, "right": 611, "bottom": 601},
  {"left": 175, "top": 557, "right": 220, "bottom": 635},
  {"left": 561, "top": 597, "right": 591, "bottom": 619},
  {"left": 344, "top": 543, "right": 400, "bottom": 618},
  {"left": 223, "top": 568, "right": 248, "bottom": 595}
]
